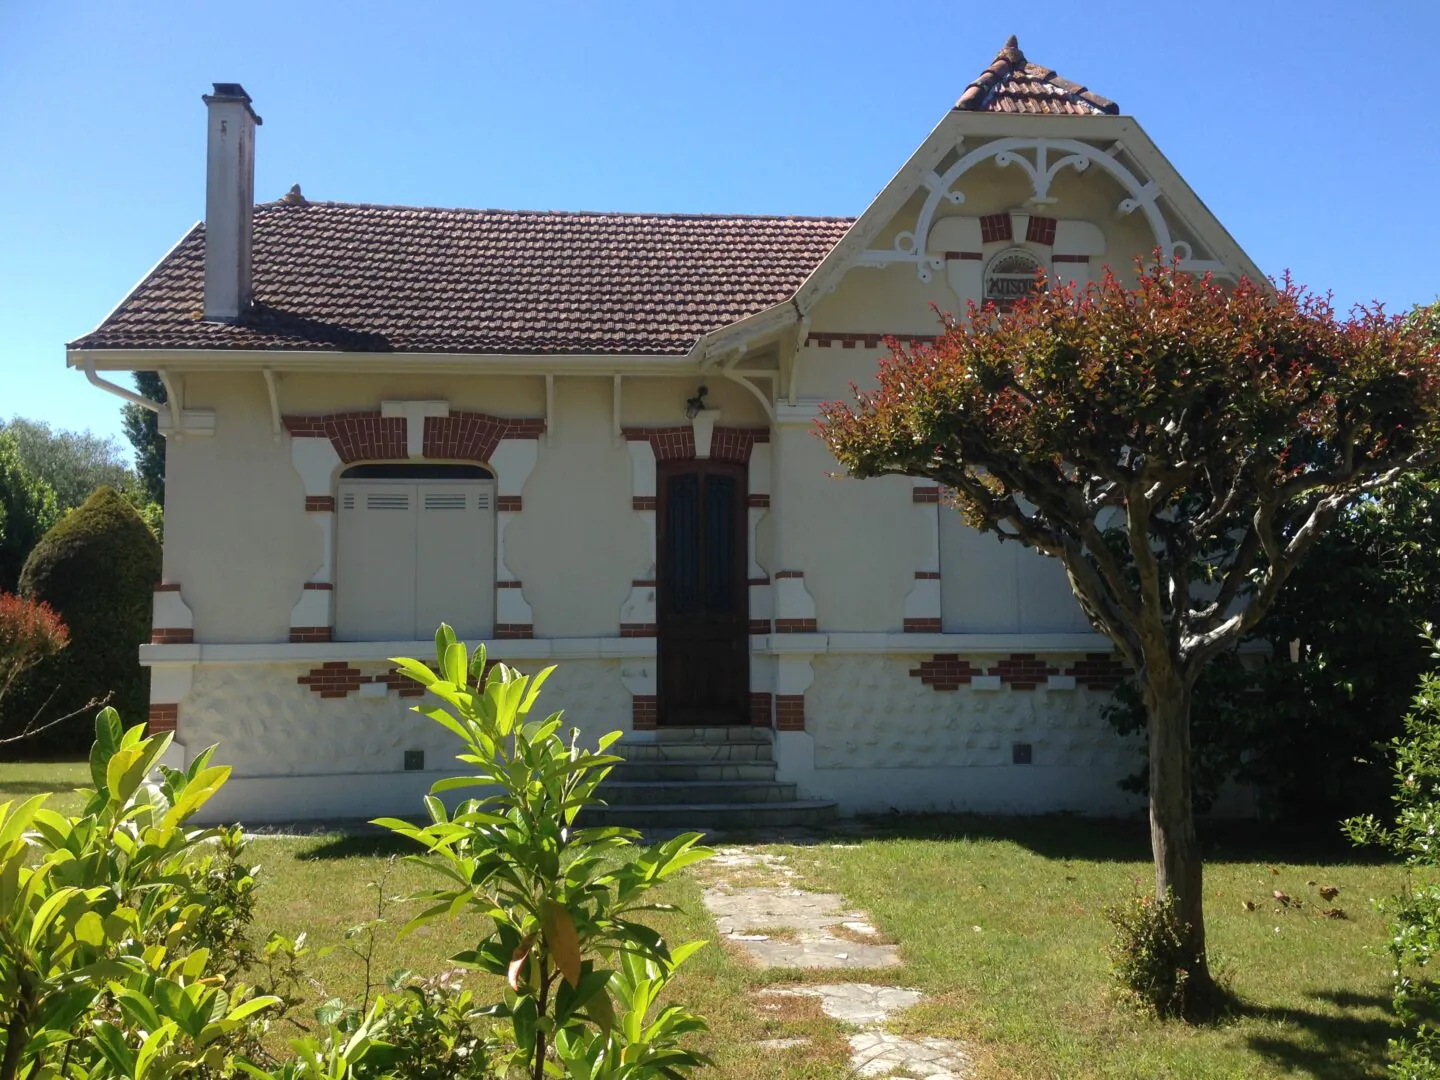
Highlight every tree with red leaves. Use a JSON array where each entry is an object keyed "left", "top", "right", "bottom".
[
  {"left": 819, "top": 263, "right": 1440, "bottom": 1002},
  {"left": 0, "top": 591, "right": 70, "bottom": 742}
]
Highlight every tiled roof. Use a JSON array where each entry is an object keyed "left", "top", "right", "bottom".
[
  {"left": 956, "top": 36, "right": 1118, "bottom": 116},
  {"left": 72, "top": 201, "right": 854, "bottom": 355}
]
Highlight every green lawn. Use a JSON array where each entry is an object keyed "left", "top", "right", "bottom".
[{"left": 0, "top": 760, "right": 1414, "bottom": 1078}]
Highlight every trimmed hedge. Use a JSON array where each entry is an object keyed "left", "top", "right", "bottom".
[{"left": 2, "top": 486, "right": 160, "bottom": 752}]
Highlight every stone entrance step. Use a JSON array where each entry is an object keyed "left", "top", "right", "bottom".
[
  {"left": 599, "top": 727, "right": 833, "bottom": 831},
  {"left": 585, "top": 800, "right": 838, "bottom": 831},
  {"left": 602, "top": 779, "right": 799, "bottom": 806}
]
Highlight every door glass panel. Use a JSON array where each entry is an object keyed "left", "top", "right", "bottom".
[
  {"left": 665, "top": 473, "right": 701, "bottom": 615},
  {"left": 703, "top": 474, "right": 736, "bottom": 614}
]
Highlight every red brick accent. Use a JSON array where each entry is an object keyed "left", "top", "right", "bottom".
[
  {"left": 632, "top": 695, "right": 658, "bottom": 730},
  {"left": 804, "top": 332, "right": 939, "bottom": 350},
  {"left": 298, "top": 662, "right": 428, "bottom": 700},
  {"left": 147, "top": 703, "right": 178, "bottom": 734},
  {"left": 496, "top": 495, "right": 523, "bottom": 512},
  {"left": 305, "top": 495, "right": 335, "bottom": 512},
  {"left": 945, "top": 251, "right": 983, "bottom": 261},
  {"left": 284, "top": 411, "right": 407, "bottom": 463},
  {"left": 289, "top": 626, "right": 333, "bottom": 643},
  {"left": 1064, "top": 653, "right": 1128, "bottom": 690},
  {"left": 910, "top": 654, "right": 983, "bottom": 691},
  {"left": 914, "top": 570, "right": 941, "bottom": 579},
  {"left": 709, "top": 427, "right": 769, "bottom": 465},
  {"left": 774, "top": 569, "right": 804, "bottom": 579},
  {"left": 903, "top": 618, "right": 943, "bottom": 633},
  {"left": 1052, "top": 253, "right": 1090, "bottom": 264},
  {"left": 154, "top": 582, "right": 182, "bottom": 592},
  {"left": 749, "top": 619, "right": 772, "bottom": 635},
  {"left": 494, "top": 624, "right": 534, "bottom": 639},
  {"left": 632, "top": 495, "right": 657, "bottom": 511},
  {"left": 622, "top": 425, "right": 770, "bottom": 465},
  {"left": 620, "top": 623, "right": 657, "bottom": 637},
  {"left": 775, "top": 695, "right": 805, "bottom": 731},
  {"left": 774, "top": 618, "right": 818, "bottom": 633},
  {"left": 912, "top": 487, "right": 941, "bottom": 503},
  {"left": 746, "top": 493, "right": 771, "bottom": 508},
  {"left": 374, "top": 667, "right": 427, "bottom": 698},
  {"left": 302, "top": 581, "right": 333, "bottom": 590},
  {"left": 980, "top": 213, "right": 1013, "bottom": 244},
  {"left": 989, "top": 653, "right": 1060, "bottom": 690},
  {"left": 749, "top": 691, "right": 773, "bottom": 727},
  {"left": 747, "top": 576, "right": 770, "bottom": 586},
  {"left": 1025, "top": 216, "right": 1058, "bottom": 246},
  {"left": 423, "top": 412, "right": 546, "bottom": 462},
  {"left": 150, "top": 628, "right": 194, "bottom": 644},
  {"left": 496, "top": 579, "right": 524, "bottom": 588},
  {"left": 298, "top": 661, "right": 365, "bottom": 699}
]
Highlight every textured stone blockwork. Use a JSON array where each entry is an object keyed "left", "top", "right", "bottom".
[{"left": 813, "top": 654, "right": 1133, "bottom": 770}]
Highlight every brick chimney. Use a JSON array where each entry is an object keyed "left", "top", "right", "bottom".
[{"left": 201, "top": 83, "right": 261, "bottom": 321}]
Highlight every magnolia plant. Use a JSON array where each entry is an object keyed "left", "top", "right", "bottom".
[
  {"left": 378, "top": 627, "right": 713, "bottom": 1079},
  {"left": 820, "top": 262, "right": 1440, "bottom": 1007}
]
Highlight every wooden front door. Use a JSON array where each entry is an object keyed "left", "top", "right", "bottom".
[{"left": 656, "top": 460, "right": 749, "bottom": 726}]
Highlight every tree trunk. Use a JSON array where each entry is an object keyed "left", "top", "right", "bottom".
[{"left": 1144, "top": 669, "right": 1212, "bottom": 995}]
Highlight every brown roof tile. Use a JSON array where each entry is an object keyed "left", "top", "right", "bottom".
[
  {"left": 956, "top": 36, "right": 1118, "bottom": 116},
  {"left": 72, "top": 201, "right": 854, "bottom": 355}
]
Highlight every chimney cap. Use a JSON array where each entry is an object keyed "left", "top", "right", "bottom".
[{"left": 202, "top": 83, "right": 262, "bottom": 125}]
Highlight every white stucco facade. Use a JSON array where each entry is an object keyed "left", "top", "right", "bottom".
[{"left": 73, "top": 53, "right": 1266, "bottom": 824}]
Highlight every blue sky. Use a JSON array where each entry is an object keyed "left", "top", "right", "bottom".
[{"left": 3, "top": 1, "right": 1437, "bottom": 453}]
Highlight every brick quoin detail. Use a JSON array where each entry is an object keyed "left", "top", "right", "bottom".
[
  {"left": 298, "top": 663, "right": 427, "bottom": 700},
  {"left": 620, "top": 623, "right": 657, "bottom": 638},
  {"left": 914, "top": 570, "right": 941, "bottom": 579},
  {"left": 774, "top": 618, "right": 818, "bottom": 633},
  {"left": 944, "top": 251, "right": 983, "bottom": 261},
  {"left": 773, "top": 569, "right": 804, "bottom": 579},
  {"left": 150, "top": 628, "right": 194, "bottom": 645},
  {"left": 775, "top": 695, "right": 805, "bottom": 731},
  {"left": 980, "top": 213, "right": 1013, "bottom": 244},
  {"left": 305, "top": 495, "right": 335, "bottom": 512},
  {"left": 749, "top": 692, "right": 773, "bottom": 727},
  {"left": 496, "top": 495, "right": 523, "bottom": 512},
  {"left": 989, "top": 653, "right": 1060, "bottom": 690},
  {"left": 423, "top": 412, "right": 545, "bottom": 462},
  {"left": 631, "top": 496, "right": 657, "bottom": 511},
  {"left": 805, "top": 332, "right": 939, "bottom": 350},
  {"left": 903, "top": 618, "right": 943, "bottom": 633},
  {"left": 632, "top": 695, "right": 657, "bottom": 730},
  {"left": 284, "top": 412, "right": 407, "bottom": 463},
  {"left": 303, "top": 581, "right": 333, "bottom": 591},
  {"left": 1051, "top": 253, "right": 1090, "bottom": 264},
  {"left": 147, "top": 704, "right": 178, "bottom": 734},
  {"left": 1025, "top": 216, "right": 1058, "bottom": 245},
  {"left": 748, "top": 619, "right": 773, "bottom": 635},
  {"left": 910, "top": 654, "right": 983, "bottom": 691},
  {"left": 622, "top": 426, "right": 770, "bottom": 465},
  {"left": 1064, "top": 653, "right": 1128, "bottom": 690},
  {"left": 496, "top": 580, "right": 524, "bottom": 589},
  {"left": 912, "top": 487, "right": 941, "bottom": 504},
  {"left": 746, "top": 493, "right": 770, "bottom": 508},
  {"left": 494, "top": 624, "right": 534, "bottom": 640},
  {"left": 289, "top": 626, "right": 333, "bottom": 643},
  {"left": 154, "top": 582, "right": 182, "bottom": 592}
]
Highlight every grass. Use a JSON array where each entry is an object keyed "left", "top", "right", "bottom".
[
  {"left": 0, "top": 759, "right": 1415, "bottom": 1078},
  {"left": 0, "top": 757, "right": 89, "bottom": 816}
]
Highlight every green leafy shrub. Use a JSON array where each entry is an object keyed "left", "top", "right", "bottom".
[
  {"left": 0, "top": 708, "right": 281, "bottom": 1080},
  {"left": 380, "top": 627, "right": 714, "bottom": 1079},
  {"left": 1104, "top": 888, "right": 1220, "bottom": 1020},
  {"left": 5, "top": 486, "right": 160, "bottom": 753},
  {"left": 1345, "top": 630, "right": 1440, "bottom": 1076}
]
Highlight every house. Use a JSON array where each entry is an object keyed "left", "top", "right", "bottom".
[{"left": 68, "top": 38, "right": 1262, "bottom": 824}]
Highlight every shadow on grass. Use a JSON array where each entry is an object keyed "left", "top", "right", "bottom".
[
  {"left": 836, "top": 813, "right": 1393, "bottom": 867},
  {"left": 1238, "top": 990, "right": 1394, "bottom": 1080},
  {"left": 290, "top": 833, "right": 424, "bottom": 861},
  {"left": 0, "top": 779, "right": 85, "bottom": 796}
]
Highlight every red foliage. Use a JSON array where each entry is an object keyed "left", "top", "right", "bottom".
[{"left": 0, "top": 592, "right": 69, "bottom": 691}]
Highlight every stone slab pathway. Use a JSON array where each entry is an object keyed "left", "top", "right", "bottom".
[{"left": 701, "top": 846, "right": 975, "bottom": 1079}]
